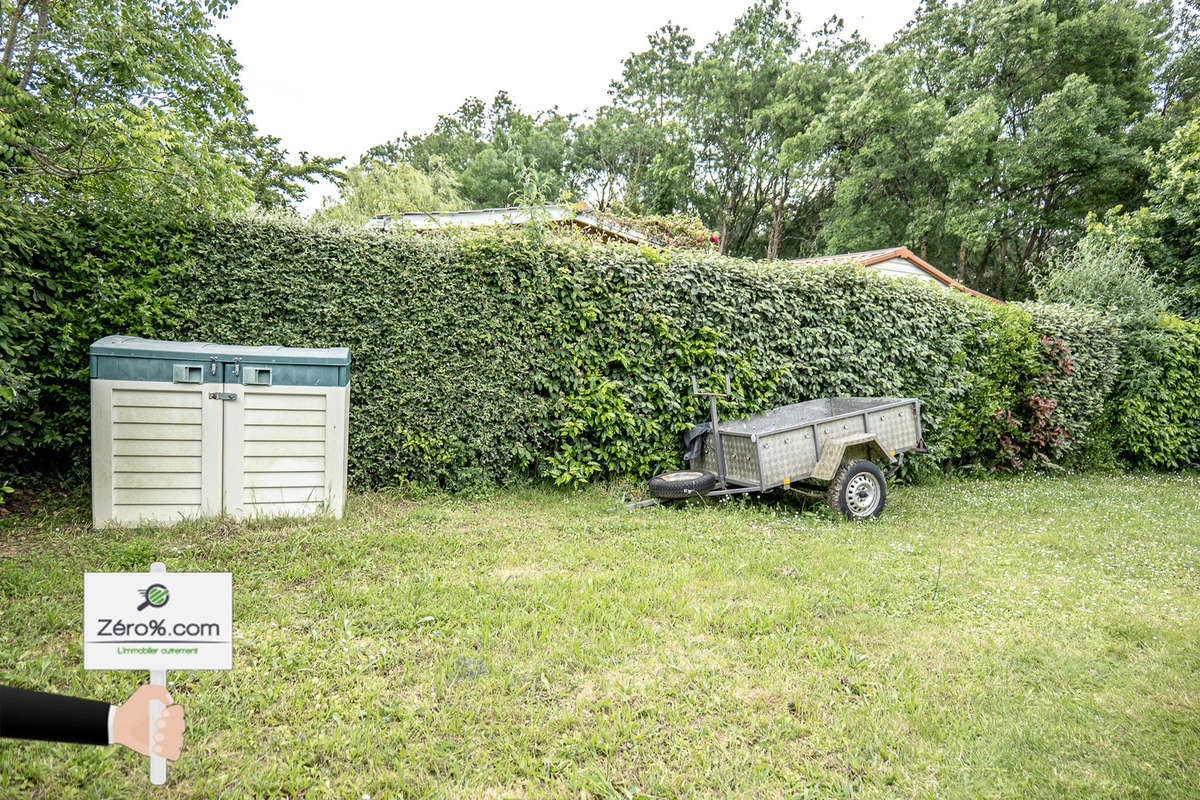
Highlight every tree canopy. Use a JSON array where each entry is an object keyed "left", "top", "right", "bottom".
[
  {"left": 1080, "top": 115, "right": 1200, "bottom": 315},
  {"left": 0, "top": 0, "right": 340, "bottom": 215},
  {"left": 4, "top": 0, "right": 1199, "bottom": 304},
  {"left": 309, "top": 161, "right": 463, "bottom": 228},
  {"left": 323, "top": 0, "right": 1199, "bottom": 302}
]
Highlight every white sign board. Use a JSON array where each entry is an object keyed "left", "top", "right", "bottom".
[{"left": 84, "top": 572, "right": 232, "bottom": 670}]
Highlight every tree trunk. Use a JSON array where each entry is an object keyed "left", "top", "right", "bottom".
[
  {"left": 1, "top": 1, "right": 29, "bottom": 71},
  {"left": 767, "top": 200, "right": 783, "bottom": 261},
  {"left": 957, "top": 245, "right": 966, "bottom": 283},
  {"left": 977, "top": 240, "right": 995, "bottom": 294},
  {"left": 20, "top": 0, "right": 47, "bottom": 91},
  {"left": 995, "top": 240, "right": 1008, "bottom": 298}
]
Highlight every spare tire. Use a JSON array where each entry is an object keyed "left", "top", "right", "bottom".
[{"left": 648, "top": 469, "right": 717, "bottom": 499}]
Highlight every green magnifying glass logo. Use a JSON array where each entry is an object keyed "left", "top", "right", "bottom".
[{"left": 137, "top": 583, "right": 170, "bottom": 611}]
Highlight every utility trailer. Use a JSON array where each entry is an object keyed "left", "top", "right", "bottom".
[{"left": 638, "top": 378, "right": 928, "bottom": 519}]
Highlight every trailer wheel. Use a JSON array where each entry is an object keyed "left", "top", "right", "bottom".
[
  {"left": 827, "top": 459, "right": 886, "bottom": 520},
  {"left": 648, "top": 470, "right": 717, "bottom": 499}
]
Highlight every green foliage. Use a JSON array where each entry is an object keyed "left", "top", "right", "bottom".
[
  {"left": 819, "top": 0, "right": 1166, "bottom": 298},
  {"left": 213, "top": 120, "right": 345, "bottom": 214},
  {"left": 309, "top": 161, "right": 464, "bottom": 227},
  {"left": 0, "top": 202, "right": 197, "bottom": 479},
  {"left": 1035, "top": 236, "right": 1168, "bottom": 379},
  {"left": 1110, "top": 315, "right": 1200, "bottom": 468},
  {"left": 591, "top": 210, "right": 718, "bottom": 249},
  {"left": 0, "top": 1, "right": 340, "bottom": 216},
  {"left": 154, "top": 222, "right": 553, "bottom": 491},
  {"left": 1035, "top": 236, "right": 1169, "bottom": 320},
  {"left": 0, "top": 0, "right": 247, "bottom": 211},
  {"left": 1081, "top": 115, "right": 1200, "bottom": 315},
  {"left": 1035, "top": 235, "right": 1181, "bottom": 468},
  {"left": 1019, "top": 302, "right": 1122, "bottom": 466},
  {"left": 358, "top": 92, "right": 578, "bottom": 211},
  {"left": 938, "top": 303, "right": 1044, "bottom": 472},
  {"left": 317, "top": 0, "right": 1194, "bottom": 283},
  {"left": 0, "top": 213, "right": 1192, "bottom": 487}
]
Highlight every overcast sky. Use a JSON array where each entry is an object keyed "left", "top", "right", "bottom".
[{"left": 214, "top": 1, "right": 919, "bottom": 216}]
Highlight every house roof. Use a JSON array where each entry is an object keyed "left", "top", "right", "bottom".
[
  {"left": 364, "top": 204, "right": 652, "bottom": 244},
  {"left": 788, "top": 246, "right": 1001, "bottom": 303}
]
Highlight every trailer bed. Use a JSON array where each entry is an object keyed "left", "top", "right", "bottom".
[{"left": 689, "top": 397, "right": 924, "bottom": 491}]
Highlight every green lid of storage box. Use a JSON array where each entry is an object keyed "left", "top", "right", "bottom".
[{"left": 89, "top": 336, "right": 350, "bottom": 387}]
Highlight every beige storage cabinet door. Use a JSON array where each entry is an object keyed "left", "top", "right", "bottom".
[
  {"left": 221, "top": 384, "right": 348, "bottom": 520},
  {"left": 91, "top": 379, "right": 221, "bottom": 526}
]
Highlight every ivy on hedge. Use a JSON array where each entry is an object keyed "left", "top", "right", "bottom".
[{"left": 2, "top": 212, "right": 1195, "bottom": 487}]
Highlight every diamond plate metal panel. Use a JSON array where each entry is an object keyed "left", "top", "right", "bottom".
[
  {"left": 866, "top": 403, "right": 919, "bottom": 453},
  {"left": 758, "top": 429, "right": 817, "bottom": 485},
  {"left": 816, "top": 416, "right": 866, "bottom": 450},
  {"left": 693, "top": 433, "right": 760, "bottom": 485}
]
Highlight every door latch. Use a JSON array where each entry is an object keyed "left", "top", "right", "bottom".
[{"left": 209, "top": 392, "right": 238, "bottom": 401}]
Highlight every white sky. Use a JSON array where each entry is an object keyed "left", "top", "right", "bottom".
[{"left": 214, "top": 0, "right": 918, "bottom": 216}]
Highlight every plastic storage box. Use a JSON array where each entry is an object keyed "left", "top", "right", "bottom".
[{"left": 90, "top": 336, "right": 350, "bottom": 526}]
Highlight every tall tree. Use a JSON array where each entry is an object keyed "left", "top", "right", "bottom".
[
  {"left": 758, "top": 18, "right": 865, "bottom": 259},
  {"left": 309, "top": 161, "right": 462, "bottom": 227},
  {"left": 1155, "top": 0, "right": 1200, "bottom": 122},
  {"left": 359, "top": 92, "right": 577, "bottom": 209},
  {"left": 0, "top": 0, "right": 340, "bottom": 214},
  {"left": 576, "top": 24, "right": 695, "bottom": 215},
  {"left": 686, "top": 0, "right": 803, "bottom": 254},
  {"left": 214, "top": 120, "right": 344, "bottom": 214},
  {"left": 1081, "top": 115, "right": 1200, "bottom": 315},
  {"left": 818, "top": 0, "right": 1170, "bottom": 297},
  {"left": 0, "top": 0, "right": 245, "bottom": 210}
]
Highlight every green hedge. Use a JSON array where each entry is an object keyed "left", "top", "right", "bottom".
[
  {"left": 1110, "top": 315, "right": 1200, "bottom": 469},
  {"left": 1018, "top": 303, "right": 1121, "bottom": 467},
  {"left": 168, "top": 224, "right": 1003, "bottom": 486},
  {"left": 0, "top": 206, "right": 195, "bottom": 480},
  {"left": 2, "top": 213, "right": 1193, "bottom": 489}
]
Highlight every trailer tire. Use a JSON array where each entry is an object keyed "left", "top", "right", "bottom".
[
  {"left": 648, "top": 470, "right": 717, "bottom": 499},
  {"left": 827, "top": 459, "right": 886, "bottom": 520}
]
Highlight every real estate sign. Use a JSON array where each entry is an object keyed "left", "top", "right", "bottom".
[{"left": 83, "top": 572, "right": 232, "bottom": 670}]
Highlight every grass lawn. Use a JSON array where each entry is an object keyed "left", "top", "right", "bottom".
[{"left": 1, "top": 472, "right": 1199, "bottom": 799}]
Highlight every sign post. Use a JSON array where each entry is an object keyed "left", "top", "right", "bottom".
[
  {"left": 84, "top": 563, "right": 232, "bottom": 786},
  {"left": 148, "top": 562, "right": 167, "bottom": 785}
]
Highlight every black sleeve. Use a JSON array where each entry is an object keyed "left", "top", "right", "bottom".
[{"left": 0, "top": 685, "right": 111, "bottom": 746}]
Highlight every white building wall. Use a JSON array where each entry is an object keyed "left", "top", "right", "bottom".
[{"left": 866, "top": 257, "right": 942, "bottom": 285}]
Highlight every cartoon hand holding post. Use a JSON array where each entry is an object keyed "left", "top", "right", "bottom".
[
  {"left": 114, "top": 684, "right": 186, "bottom": 761},
  {"left": 0, "top": 683, "right": 185, "bottom": 761},
  {"left": 1, "top": 563, "right": 228, "bottom": 785}
]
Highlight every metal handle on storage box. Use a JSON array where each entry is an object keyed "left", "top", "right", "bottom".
[{"left": 172, "top": 364, "right": 202, "bottom": 384}]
